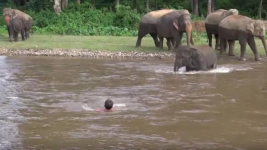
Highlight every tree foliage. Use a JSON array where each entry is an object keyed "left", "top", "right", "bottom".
[{"left": 0, "top": 0, "right": 266, "bottom": 36}]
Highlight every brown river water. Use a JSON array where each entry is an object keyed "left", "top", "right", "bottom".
[{"left": 0, "top": 55, "right": 267, "bottom": 150}]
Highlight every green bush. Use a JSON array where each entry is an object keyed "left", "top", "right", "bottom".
[{"left": 22, "top": 3, "right": 141, "bottom": 36}]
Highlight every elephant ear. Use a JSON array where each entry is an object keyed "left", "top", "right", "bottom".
[
  {"left": 246, "top": 22, "right": 254, "bottom": 34},
  {"left": 173, "top": 19, "right": 179, "bottom": 30}
]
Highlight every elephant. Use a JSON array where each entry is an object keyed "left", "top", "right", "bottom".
[
  {"left": 3, "top": 8, "right": 33, "bottom": 40},
  {"left": 205, "top": 9, "right": 239, "bottom": 50},
  {"left": 174, "top": 45, "right": 217, "bottom": 72},
  {"left": 218, "top": 15, "right": 267, "bottom": 61},
  {"left": 135, "top": 9, "right": 175, "bottom": 48},
  {"left": 9, "top": 14, "right": 26, "bottom": 42},
  {"left": 156, "top": 9, "right": 194, "bottom": 50}
]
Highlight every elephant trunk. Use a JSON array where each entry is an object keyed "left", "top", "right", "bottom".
[
  {"left": 261, "top": 36, "right": 267, "bottom": 56},
  {"left": 185, "top": 22, "right": 193, "bottom": 47},
  {"left": 174, "top": 56, "right": 182, "bottom": 72},
  {"left": 4, "top": 15, "right": 10, "bottom": 25}
]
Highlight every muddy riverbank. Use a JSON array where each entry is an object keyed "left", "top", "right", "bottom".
[{"left": 0, "top": 48, "right": 175, "bottom": 59}]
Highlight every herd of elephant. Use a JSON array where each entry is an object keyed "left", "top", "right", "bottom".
[
  {"left": 135, "top": 9, "right": 267, "bottom": 72},
  {"left": 2, "top": 8, "right": 33, "bottom": 42},
  {"left": 2, "top": 8, "right": 267, "bottom": 72}
]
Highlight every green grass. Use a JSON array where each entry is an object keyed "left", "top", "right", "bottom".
[{"left": 0, "top": 32, "right": 266, "bottom": 57}]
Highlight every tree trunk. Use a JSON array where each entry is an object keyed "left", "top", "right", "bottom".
[
  {"left": 191, "top": 0, "right": 194, "bottom": 13},
  {"left": 146, "top": 0, "right": 149, "bottom": 11},
  {"left": 193, "top": 0, "right": 199, "bottom": 16},
  {"left": 77, "top": 0, "right": 80, "bottom": 4},
  {"left": 258, "top": 0, "right": 262, "bottom": 19},
  {"left": 211, "top": 0, "right": 215, "bottom": 12},
  {"left": 91, "top": 0, "right": 95, "bottom": 7},
  {"left": 61, "top": 0, "right": 68, "bottom": 10},
  {"left": 22, "top": 0, "right": 26, "bottom": 5},
  {"left": 132, "top": 0, "right": 137, "bottom": 9},
  {"left": 116, "top": 0, "right": 119, "bottom": 6},
  {"left": 54, "top": 0, "right": 62, "bottom": 16},
  {"left": 207, "top": 0, "right": 211, "bottom": 16}
]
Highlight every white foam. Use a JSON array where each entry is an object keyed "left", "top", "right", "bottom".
[
  {"left": 113, "top": 103, "right": 126, "bottom": 107},
  {"left": 81, "top": 104, "right": 94, "bottom": 111},
  {"left": 6, "top": 97, "right": 19, "bottom": 100},
  {"left": 155, "top": 65, "right": 253, "bottom": 74}
]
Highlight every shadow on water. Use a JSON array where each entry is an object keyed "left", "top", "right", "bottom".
[{"left": 1, "top": 56, "right": 267, "bottom": 149}]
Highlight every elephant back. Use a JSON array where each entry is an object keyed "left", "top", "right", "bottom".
[
  {"left": 158, "top": 10, "right": 190, "bottom": 23},
  {"left": 140, "top": 9, "right": 175, "bottom": 24},
  {"left": 205, "top": 10, "right": 226, "bottom": 25},
  {"left": 214, "top": 9, "right": 227, "bottom": 12},
  {"left": 192, "top": 45, "right": 217, "bottom": 67},
  {"left": 14, "top": 9, "right": 32, "bottom": 20},
  {"left": 3, "top": 8, "right": 32, "bottom": 21},
  {"left": 219, "top": 15, "right": 252, "bottom": 31}
]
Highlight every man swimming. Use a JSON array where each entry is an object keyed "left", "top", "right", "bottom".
[
  {"left": 95, "top": 99, "right": 114, "bottom": 112},
  {"left": 104, "top": 99, "right": 113, "bottom": 110}
]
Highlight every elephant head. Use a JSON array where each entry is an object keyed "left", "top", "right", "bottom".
[
  {"left": 172, "top": 13, "right": 193, "bottom": 46},
  {"left": 220, "top": 9, "right": 239, "bottom": 21},
  {"left": 174, "top": 46, "right": 207, "bottom": 72},
  {"left": 2, "top": 8, "right": 12, "bottom": 15},
  {"left": 3, "top": 8, "right": 12, "bottom": 25},
  {"left": 247, "top": 20, "right": 267, "bottom": 55}
]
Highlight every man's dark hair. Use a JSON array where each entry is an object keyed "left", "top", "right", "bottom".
[{"left": 104, "top": 99, "right": 113, "bottom": 110}]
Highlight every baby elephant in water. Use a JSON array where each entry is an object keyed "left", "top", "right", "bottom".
[{"left": 174, "top": 45, "right": 217, "bottom": 72}]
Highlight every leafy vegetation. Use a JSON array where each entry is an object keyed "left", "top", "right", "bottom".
[{"left": 0, "top": 0, "right": 266, "bottom": 36}]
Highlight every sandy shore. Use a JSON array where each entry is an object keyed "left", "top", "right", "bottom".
[{"left": 0, "top": 48, "right": 176, "bottom": 59}]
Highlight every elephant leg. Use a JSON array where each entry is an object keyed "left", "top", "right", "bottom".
[
  {"left": 9, "top": 29, "right": 14, "bottom": 42},
  {"left": 159, "top": 36, "right": 164, "bottom": 50},
  {"left": 219, "top": 37, "right": 226, "bottom": 54},
  {"left": 186, "top": 67, "right": 194, "bottom": 72},
  {"left": 224, "top": 40, "right": 228, "bottom": 52},
  {"left": 211, "top": 62, "right": 217, "bottom": 69},
  {"left": 150, "top": 33, "right": 159, "bottom": 48},
  {"left": 7, "top": 26, "right": 11, "bottom": 38},
  {"left": 228, "top": 40, "right": 235, "bottom": 56},
  {"left": 247, "top": 37, "right": 260, "bottom": 61},
  {"left": 166, "top": 38, "right": 173, "bottom": 50},
  {"left": 21, "top": 30, "right": 25, "bottom": 41},
  {"left": 239, "top": 40, "right": 247, "bottom": 61},
  {"left": 190, "top": 32, "right": 194, "bottom": 45},
  {"left": 215, "top": 34, "right": 220, "bottom": 50},
  {"left": 14, "top": 31, "right": 19, "bottom": 42},
  {"left": 25, "top": 29, "right": 30, "bottom": 39},
  {"left": 135, "top": 36, "right": 145, "bottom": 48},
  {"left": 171, "top": 38, "right": 176, "bottom": 48},
  {"left": 135, "top": 27, "right": 147, "bottom": 48},
  {"left": 26, "top": 33, "right": 29, "bottom": 39},
  {"left": 207, "top": 33, "right": 212, "bottom": 48},
  {"left": 175, "top": 32, "right": 183, "bottom": 48}
]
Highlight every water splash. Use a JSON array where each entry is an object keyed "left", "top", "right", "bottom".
[
  {"left": 81, "top": 104, "right": 94, "bottom": 111},
  {"left": 113, "top": 103, "right": 126, "bottom": 107},
  {"left": 6, "top": 97, "right": 19, "bottom": 100},
  {"left": 82, "top": 103, "right": 126, "bottom": 111},
  {"left": 155, "top": 65, "right": 253, "bottom": 74}
]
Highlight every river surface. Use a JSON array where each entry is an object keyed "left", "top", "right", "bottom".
[{"left": 0, "top": 55, "right": 267, "bottom": 150}]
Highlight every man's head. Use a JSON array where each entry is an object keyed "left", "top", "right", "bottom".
[{"left": 104, "top": 99, "right": 113, "bottom": 110}]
